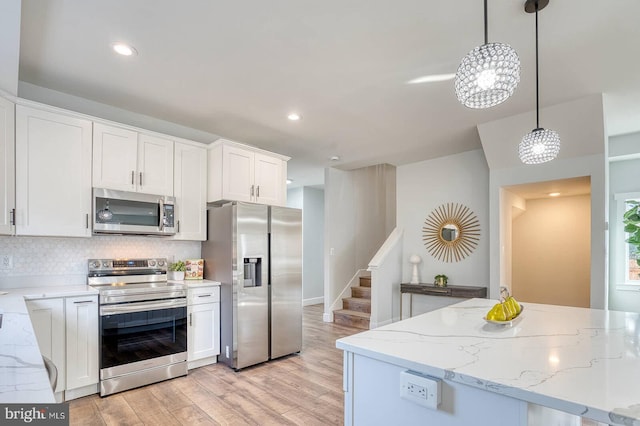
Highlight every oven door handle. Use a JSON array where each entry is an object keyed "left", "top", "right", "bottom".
[{"left": 100, "top": 298, "right": 186, "bottom": 316}]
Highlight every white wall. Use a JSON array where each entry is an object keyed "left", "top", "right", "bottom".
[
  {"left": 303, "top": 187, "right": 324, "bottom": 304},
  {"left": 478, "top": 95, "right": 607, "bottom": 307},
  {"left": 18, "top": 82, "right": 222, "bottom": 144},
  {"left": 609, "top": 144, "right": 640, "bottom": 312},
  {"left": 324, "top": 164, "right": 396, "bottom": 320},
  {"left": 287, "top": 186, "right": 325, "bottom": 305},
  {"left": 0, "top": 0, "right": 20, "bottom": 96},
  {"left": 396, "top": 149, "right": 490, "bottom": 287},
  {"left": 512, "top": 195, "right": 592, "bottom": 308},
  {"left": 0, "top": 236, "right": 200, "bottom": 288}
]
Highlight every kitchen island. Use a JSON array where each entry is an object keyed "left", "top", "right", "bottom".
[{"left": 336, "top": 298, "right": 640, "bottom": 426}]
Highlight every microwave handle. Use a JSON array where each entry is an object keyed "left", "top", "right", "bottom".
[{"left": 159, "top": 198, "right": 165, "bottom": 231}]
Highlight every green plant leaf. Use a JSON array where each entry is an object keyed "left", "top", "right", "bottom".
[{"left": 625, "top": 224, "right": 639, "bottom": 233}]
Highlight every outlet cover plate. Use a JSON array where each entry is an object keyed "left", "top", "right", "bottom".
[
  {"left": 0, "top": 255, "right": 13, "bottom": 270},
  {"left": 400, "top": 370, "right": 441, "bottom": 409}
]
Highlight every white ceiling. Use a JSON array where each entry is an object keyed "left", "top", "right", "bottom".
[
  {"left": 18, "top": 0, "right": 640, "bottom": 187},
  {"left": 504, "top": 176, "right": 591, "bottom": 200}
]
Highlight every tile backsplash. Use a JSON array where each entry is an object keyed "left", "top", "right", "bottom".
[{"left": 0, "top": 235, "right": 200, "bottom": 284}]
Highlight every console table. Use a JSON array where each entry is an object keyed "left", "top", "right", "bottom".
[{"left": 400, "top": 284, "right": 487, "bottom": 318}]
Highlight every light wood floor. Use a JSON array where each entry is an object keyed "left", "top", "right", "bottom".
[{"left": 69, "top": 304, "right": 361, "bottom": 425}]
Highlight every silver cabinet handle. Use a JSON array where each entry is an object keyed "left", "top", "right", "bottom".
[
  {"left": 250, "top": 185, "right": 255, "bottom": 197},
  {"left": 74, "top": 300, "right": 95, "bottom": 304},
  {"left": 131, "top": 171, "right": 135, "bottom": 185},
  {"left": 177, "top": 220, "right": 180, "bottom": 233},
  {"left": 10, "top": 208, "right": 15, "bottom": 225},
  {"left": 197, "top": 294, "right": 212, "bottom": 298},
  {"left": 189, "top": 313, "right": 193, "bottom": 326},
  {"left": 86, "top": 213, "right": 89, "bottom": 229},
  {"left": 139, "top": 172, "right": 143, "bottom": 186},
  {"left": 256, "top": 185, "right": 260, "bottom": 197}
]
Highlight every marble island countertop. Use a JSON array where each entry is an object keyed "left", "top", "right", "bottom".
[
  {"left": 0, "top": 285, "right": 98, "bottom": 403},
  {"left": 336, "top": 298, "right": 640, "bottom": 425}
]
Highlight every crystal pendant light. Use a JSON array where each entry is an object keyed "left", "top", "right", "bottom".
[
  {"left": 455, "top": 0, "right": 520, "bottom": 109},
  {"left": 519, "top": 0, "right": 560, "bottom": 165}
]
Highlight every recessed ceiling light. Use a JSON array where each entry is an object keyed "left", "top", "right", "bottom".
[
  {"left": 287, "top": 113, "right": 301, "bottom": 121},
  {"left": 330, "top": 156, "right": 340, "bottom": 161},
  {"left": 407, "top": 73, "right": 456, "bottom": 84},
  {"left": 112, "top": 42, "right": 137, "bottom": 56},
  {"left": 286, "top": 179, "right": 293, "bottom": 185},
  {"left": 549, "top": 192, "right": 561, "bottom": 197}
]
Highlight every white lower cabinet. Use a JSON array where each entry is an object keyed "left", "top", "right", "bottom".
[
  {"left": 65, "top": 296, "right": 99, "bottom": 393},
  {"left": 27, "top": 295, "right": 99, "bottom": 401},
  {"left": 187, "top": 286, "right": 220, "bottom": 369},
  {"left": 26, "top": 298, "right": 66, "bottom": 400}
]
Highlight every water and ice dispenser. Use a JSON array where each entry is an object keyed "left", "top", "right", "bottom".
[{"left": 243, "top": 258, "right": 262, "bottom": 287}]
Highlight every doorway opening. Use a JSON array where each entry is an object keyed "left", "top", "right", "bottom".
[{"left": 503, "top": 176, "right": 591, "bottom": 307}]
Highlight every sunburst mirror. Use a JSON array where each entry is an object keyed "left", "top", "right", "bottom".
[{"left": 422, "top": 203, "right": 480, "bottom": 262}]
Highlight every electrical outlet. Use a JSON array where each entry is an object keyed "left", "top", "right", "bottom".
[
  {"left": 0, "top": 255, "right": 13, "bottom": 270},
  {"left": 400, "top": 370, "right": 441, "bottom": 409}
]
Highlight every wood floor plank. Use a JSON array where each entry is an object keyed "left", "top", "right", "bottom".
[{"left": 69, "top": 304, "right": 362, "bottom": 425}]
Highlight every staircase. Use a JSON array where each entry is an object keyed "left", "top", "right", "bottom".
[{"left": 334, "top": 276, "right": 371, "bottom": 329}]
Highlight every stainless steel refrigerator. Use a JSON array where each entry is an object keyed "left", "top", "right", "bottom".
[{"left": 202, "top": 202, "right": 302, "bottom": 370}]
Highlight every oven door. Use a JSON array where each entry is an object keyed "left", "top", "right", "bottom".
[{"left": 99, "top": 298, "right": 187, "bottom": 379}]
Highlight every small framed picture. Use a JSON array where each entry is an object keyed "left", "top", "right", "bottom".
[{"left": 185, "top": 259, "right": 204, "bottom": 280}]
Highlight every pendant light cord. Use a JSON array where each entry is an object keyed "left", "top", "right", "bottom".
[
  {"left": 484, "top": 0, "right": 488, "bottom": 45},
  {"left": 535, "top": 0, "right": 540, "bottom": 129}
]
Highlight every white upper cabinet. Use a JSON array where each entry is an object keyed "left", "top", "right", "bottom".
[
  {"left": 0, "top": 96, "right": 15, "bottom": 235},
  {"left": 174, "top": 141, "right": 207, "bottom": 241},
  {"left": 92, "top": 123, "right": 137, "bottom": 192},
  {"left": 15, "top": 105, "right": 93, "bottom": 237},
  {"left": 137, "top": 133, "right": 174, "bottom": 196},
  {"left": 207, "top": 139, "right": 288, "bottom": 206},
  {"left": 93, "top": 123, "right": 174, "bottom": 196}
]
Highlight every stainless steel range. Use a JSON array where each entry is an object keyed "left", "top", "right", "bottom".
[{"left": 88, "top": 258, "right": 187, "bottom": 397}]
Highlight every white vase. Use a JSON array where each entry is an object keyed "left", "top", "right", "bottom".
[{"left": 170, "top": 271, "right": 185, "bottom": 281}]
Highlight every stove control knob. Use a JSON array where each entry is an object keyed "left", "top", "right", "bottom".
[
  {"left": 148, "top": 260, "right": 157, "bottom": 267},
  {"left": 90, "top": 261, "right": 101, "bottom": 269},
  {"left": 102, "top": 261, "right": 110, "bottom": 268},
  {"left": 157, "top": 260, "right": 165, "bottom": 267}
]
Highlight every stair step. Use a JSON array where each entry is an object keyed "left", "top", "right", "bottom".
[
  {"left": 334, "top": 309, "right": 370, "bottom": 330},
  {"left": 342, "top": 297, "right": 371, "bottom": 313},
  {"left": 351, "top": 286, "right": 371, "bottom": 299},
  {"left": 359, "top": 276, "right": 371, "bottom": 287}
]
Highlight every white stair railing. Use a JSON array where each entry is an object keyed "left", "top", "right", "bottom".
[
  {"left": 368, "top": 227, "right": 403, "bottom": 328},
  {"left": 323, "top": 269, "right": 369, "bottom": 323}
]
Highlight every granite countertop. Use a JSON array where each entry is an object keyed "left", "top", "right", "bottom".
[
  {"left": 336, "top": 298, "right": 640, "bottom": 425},
  {"left": 0, "top": 285, "right": 98, "bottom": 403}
]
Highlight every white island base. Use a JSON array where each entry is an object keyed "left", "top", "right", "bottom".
[{"left": 337, "top": 299, "right": 638, "bottom": 426}]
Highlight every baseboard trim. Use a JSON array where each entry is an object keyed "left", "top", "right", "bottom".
[
  {"left": 303, "top": 297, "right": 324, "bottom": 306},
  {"left": 188, "top": 356, "right": 218, "bottom": 370},
  {"left": 65, "top": 383, "right": 98, "bottom": 401},
  {"left": 323, "top": 311, "right": 334, "bottom": 323}
]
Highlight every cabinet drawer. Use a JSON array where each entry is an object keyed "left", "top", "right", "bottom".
[{"left": 188, "top": 286, "right": 220, "bottom": 305}]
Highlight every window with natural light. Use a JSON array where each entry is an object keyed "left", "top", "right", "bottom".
[{"left": 624, "top": 199, "right": 640, "bottom": 283}]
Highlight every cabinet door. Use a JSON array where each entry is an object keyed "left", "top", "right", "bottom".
[
  {"left": 92, "top": 122, "right": 138, "bottom": 192},
  {"left": 138, "top": 133, "right": 174, "bottom": 196},
  {"left": 0, "top": 97, "right": 15, "bottom": 235},
  {"left": 26, "top": 298, "right": 66, "bottom": 393},
  {"left": 254, "top": 153, "right": 284, "bottom": 206},
  {"left": 174, "top": 142, "right": 206, "bottom": 240},
  {"left": 15, "top": 106, "right": 92, "bottom": 237},
  {"left": 65, "top": 296, "right": 99, "bottom": 390},
  {"left": 187, "top": 302, "right": 220, "bottom": 362},
  {"left": 222, "top": 145, "right": 254, "bottom": 202}
]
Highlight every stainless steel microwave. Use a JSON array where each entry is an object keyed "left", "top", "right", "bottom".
[{"left": 93, "top": 188, "right": 175, "bottom": 236}]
